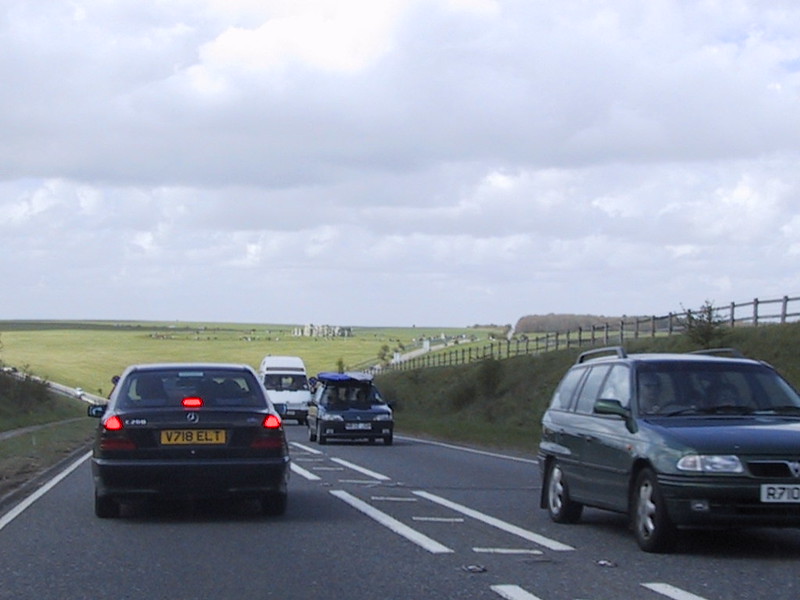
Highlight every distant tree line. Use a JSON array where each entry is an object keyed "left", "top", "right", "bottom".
[{"left": 514, "top": 314, "right": 624, "bottom": 334}]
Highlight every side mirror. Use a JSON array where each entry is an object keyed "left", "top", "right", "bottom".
[
  {"left": 273, "top": 402, "right": 287, "bottom": 416},
  {"left": 594, "top": 399, "right": 637, "bottom": 433},
  {"left": 87, "top": 404, "right": 107, "bottom": 418}
]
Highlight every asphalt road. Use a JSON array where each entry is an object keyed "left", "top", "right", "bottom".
[{"left": 2, "top": 425, "right": 800, "bottom": 600}]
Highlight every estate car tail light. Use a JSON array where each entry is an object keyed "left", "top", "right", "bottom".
[{"left": 181, "top": 396, "right": 204, "bottom": 408}]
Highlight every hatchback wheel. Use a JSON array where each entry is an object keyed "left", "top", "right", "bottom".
[
  {"left": 317, "top": 423, "right": 327, "bottom": 445},
  {"left": 632, "top": 468, "right": 676, "bottom": 553},
  {"left": 546, "top": 462, "right": 583, "bottom": 523}
]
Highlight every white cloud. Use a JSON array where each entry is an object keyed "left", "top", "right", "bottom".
[{"left": 2, "top": 0, "right": 800, "bottom": 325}]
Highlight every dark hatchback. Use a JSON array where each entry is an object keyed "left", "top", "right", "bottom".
[
  {"left": 88, "top": 363, "right": 290, "bottom": 518},
  {"left": 539, "top": 347, "right": 800, "bottom": 552},
  {"left": 306, "top": 371, "right": 394, "bottom": 445}
]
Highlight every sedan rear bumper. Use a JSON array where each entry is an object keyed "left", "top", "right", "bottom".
[{"left": 92, "top": 456, "right": 290, "bottom": 499}]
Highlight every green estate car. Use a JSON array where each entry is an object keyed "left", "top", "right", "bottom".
[{"left": 539, "top": 347, "right": 800, "bottom": 552}]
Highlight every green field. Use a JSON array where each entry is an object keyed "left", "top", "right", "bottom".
[{"left": 0, "top": 320, "right": 503, "bottom": 398}]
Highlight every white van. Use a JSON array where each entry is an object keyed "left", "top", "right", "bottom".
[{"left": 258, "top": 356, "right": 311, "bottom": 424}]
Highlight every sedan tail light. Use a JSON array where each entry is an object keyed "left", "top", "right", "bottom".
[{"left": 100, "top": 415, "right": 137, "bottom": 451}]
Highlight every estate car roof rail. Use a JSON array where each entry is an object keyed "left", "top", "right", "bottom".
[
  {"left": 689, "top": 347, "right": 745, "bottom": 358},
  {"left": 576, "top": 346, "right": 628, "bottom": 364}
]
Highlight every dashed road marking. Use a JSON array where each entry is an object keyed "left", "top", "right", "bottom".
[
  {"left": 331, "top": 490, "right": 453, "bottom": 554},
  {"left": 413, "top": 490, "right": 574, "bottom": 552}
]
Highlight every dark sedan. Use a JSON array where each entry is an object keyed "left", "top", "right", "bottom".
[
  {"left": 539, "top": 347, "right": 800, "bottom": 552},
  {"left": 88, "top": 363, "right": 290, "bottom": 518}
]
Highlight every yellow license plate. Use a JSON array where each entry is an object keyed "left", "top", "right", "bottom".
[{"left": 160, "top": 429, "right": 227, "bottom": 445}]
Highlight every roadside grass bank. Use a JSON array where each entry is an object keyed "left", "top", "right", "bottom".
[
  {"left": 0, "top": 372, "right": 95, "bottom": 503},
  {"left": 377, "top": 322, "right": 800, "bottom": 453}
]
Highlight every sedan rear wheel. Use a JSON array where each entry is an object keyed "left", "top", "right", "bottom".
[
  {"left": 546, "top": 462, "right": 583, "bottom": 523},
  {"left": 262, "top": 492, "right": 287, "bottom": 517},
  {"left": 94, "top": 491, "right": 120, "bottom": 519},
  {"left": 632, "top": 468, "right": 676, "bottom": 553}
]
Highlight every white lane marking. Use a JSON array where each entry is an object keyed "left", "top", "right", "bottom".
[
  {"left": 413, "top": 491, "right": 574, "bottom": 552},
  {"left": 290, "top": 463, "right": 321, "bottom": 481},
  {"left": 330, "top": 457, "right": 390, "bottom": 481},
  {"left": 642, "top": 583, "right": 711, "bottom": 600},
  {"left": 289, "top": 442, "right": 323, "bottom": 455},
  {"left": 0, "top": 451, "right": 91, "bottom": 532},
  {"left": 311, "top": 467, "right": 345, "bottom": 471},
  {"left": 490, "top": 584, "right": 544, "bottom": 600},
  {"left": 330, "top": 490, "right": 453, "bottom": 554},
  {"left": 338, "top": 479, "right": 384, "bottom": 485},
  {"left": 413, "top": 516, "right": 465, "bottom": 523},
  {"left": 473, "top": 547, "right": 542, "bottom": 555},
  {"left": 370, "top": 496, "right": 418, "bottom": 502},
  {"left": 397, "top": 435, "right": 538, "bottom": 465}
]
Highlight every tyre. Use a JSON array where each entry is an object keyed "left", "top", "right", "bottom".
[
  {"left": 546, "top": 462, "right": 583, "bottom": 524},
  {"left": 307, "top": 421, "right": 317, "bottom": 442},
  {"left": 262, "top": 492, "right": 288, "bottom": 517},
  {"left": 383, "top": 433, "right": 393, "bottom": 446},
  {"left": 317, "top": 422, "right": 327, "bottom": 445},
  {"left": 632, "top": 468, "right": 676, "bottom": 553},
  {"left": 94, "top": 491, "right": 120, "bottom": 519}
]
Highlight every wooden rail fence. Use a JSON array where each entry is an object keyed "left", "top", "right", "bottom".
[{"left": 372, "top": 295, "right": 800, "bottom": 373}]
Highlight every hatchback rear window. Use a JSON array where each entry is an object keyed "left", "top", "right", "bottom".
[{"left": 118, "top": 369, "right": 266, "bottom": 408}]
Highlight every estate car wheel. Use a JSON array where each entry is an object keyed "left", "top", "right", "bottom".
[
  {"left": 546, "top": 462, "right": 583, "bottom": 524},
  {"left": 317, "top": 422, "right": 327, "bottom": 445},
  {"left": 94, "top": 491, "right": 120, "bottom": 519},
  {"left": 632, "top": 468, "right": 676, "bottom": 553}
]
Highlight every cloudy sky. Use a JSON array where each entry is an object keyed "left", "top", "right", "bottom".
[{"left": 2, "top": 0, "right": 800, "bottom": 327}]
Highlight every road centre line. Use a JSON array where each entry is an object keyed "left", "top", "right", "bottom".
[
  {"left": 413, "top": 491, "right": 574, "bottom": 552},
  {"left": 289, "top": 441, "right": 323, "bottom": 454},
  {"left": 0, "top": 451, "right": 91, "bottom": 533},
  {"left": 370, "top": 496, "right": 418, "bottom": 502},
  {"left": 397, "top": 435, "right": 538, "bottom": 465},
  {"left": 290, "top": 463, "right": 321, "bottom": 481},
  {"left": 642, "top": 583, "right": 710, "bottom": 600},
  {"left": 490, "top": 584, "right": 544, "bottom": 600},
  {"left": 330, "top": 490, "right": 453, "bottom": 554},
  {"left": 330, "top": 457, "right": 391, "bottom": 481},
  {"left": 474, "top": 547, "right": 542, "bottom": 555}
]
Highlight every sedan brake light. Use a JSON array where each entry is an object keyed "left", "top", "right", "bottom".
[
  {"left": 263, "top": 414, "right": 282, "bottom": 429},
  {"left": 182, "top": 396, "right": 204, "bottom": 408},
  {"left": 103, "top": 415, "right": 124, "bottom": 431}
]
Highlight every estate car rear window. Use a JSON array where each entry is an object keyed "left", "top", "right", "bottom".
[{"left": 119, "top": 369, "right": 266, "bottom": 408}]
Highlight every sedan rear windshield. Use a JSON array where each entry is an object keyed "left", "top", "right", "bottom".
[{"left": 117, "top": 369, "right": 266, "bottom": 409}]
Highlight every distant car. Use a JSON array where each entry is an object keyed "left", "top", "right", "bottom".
[
  {"left": 87, "top": 363, "right": 290, "bottom": 518},
  {"left": 307, "top": 371, "right": 393, "bottom": 445},
  {"left": 539, "top": 347, "right": 800, "bottom": 552}
]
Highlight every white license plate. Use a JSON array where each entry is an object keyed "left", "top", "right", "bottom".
[
  {"left": 345, "top": 422, "right": 372, "bottom": 431},
  {"left": 760, "top": 484, "right": 800, "bottom": 503}
]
